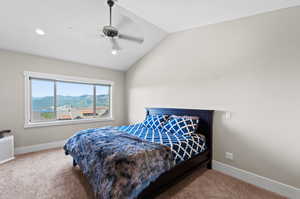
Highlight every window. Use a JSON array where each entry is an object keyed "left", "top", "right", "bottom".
[{"left": 25, "top": 72, "right": 113, "bottom": 128}]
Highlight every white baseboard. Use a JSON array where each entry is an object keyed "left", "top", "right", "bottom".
[
  {"left": 15, "top": 140, "right": 66, "bottom": 155},
  {"left": 213, "top": 160, "right": 300, "bottom": 199},
  {"left": 0, "top": 157, "right": 15, "bottom": 165}
]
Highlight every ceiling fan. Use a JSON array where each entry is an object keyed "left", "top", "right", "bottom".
[{"left": 102, "top": 0, "right": 144, "bottom": 55}]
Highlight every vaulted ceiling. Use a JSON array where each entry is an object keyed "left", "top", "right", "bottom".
[
  {"left": 119, "top": 0, "right": 300, "bottom": 33},
  {"left": 1, "top": 0, "right": 300, "bottom": 71}
]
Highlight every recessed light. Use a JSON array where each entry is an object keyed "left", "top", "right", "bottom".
[
  {"left": 111, "top": 49, "right": 118, "bottom": 55},
  {"left": 35, "top": 28, "right": 45, "bottom": 36}
]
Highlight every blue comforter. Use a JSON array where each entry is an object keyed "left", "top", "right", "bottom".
[
  {"left": 117, "top": 123, "right": 207, "bottom": 164},
  {"left": 64, "top": 124, "right": 206, "bottom": 199}
]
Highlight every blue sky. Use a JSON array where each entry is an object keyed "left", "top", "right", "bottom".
[{"left": 32, "top": 79, "right": 110, "bottom": 97}]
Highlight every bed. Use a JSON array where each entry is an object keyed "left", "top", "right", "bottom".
[{"left": 64, "top": 108, "right": 214, "bottom": 199}]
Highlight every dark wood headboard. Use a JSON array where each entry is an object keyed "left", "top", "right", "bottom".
[{"left": 146, "top": 107, "right": 214, "bottom": 164}]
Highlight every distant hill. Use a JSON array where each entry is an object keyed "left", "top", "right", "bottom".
[{"left": 32, "top": 95, "right": 109, "bottom": 112}]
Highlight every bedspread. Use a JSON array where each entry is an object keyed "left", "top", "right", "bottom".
[
  {"left": 64, "top": 127, "right": 175, "bottom": 199},
  {"left": 117, "top": 124, "right": 207, "bottom": 164}
]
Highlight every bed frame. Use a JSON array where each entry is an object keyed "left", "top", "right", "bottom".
[
  {"left": 138, "top": 107, "right": 214, "bottom": 198},
  {"left": 69, "top": 107, "right": 214, "bottom": 198}
]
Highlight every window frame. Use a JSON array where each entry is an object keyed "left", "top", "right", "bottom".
[{"left": 24, "top": 71, "right": 114, "bottom": 128}]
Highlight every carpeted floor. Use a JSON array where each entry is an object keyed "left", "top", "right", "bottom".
[{"left": 0, "top": 148, "right": 285, "bottom": 199}]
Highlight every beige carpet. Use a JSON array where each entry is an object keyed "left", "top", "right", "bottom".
[{"left": 0, "top": 148, "right": 285, "bottom": 199}]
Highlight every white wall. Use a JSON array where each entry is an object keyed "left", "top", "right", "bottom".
[
  {"left": 126, "top": 6, "right": 300, "bottom": 188},
  {"left": 0, "top": 50, "right": 126, "bottom": 148}
]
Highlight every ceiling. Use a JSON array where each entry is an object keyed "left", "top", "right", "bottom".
[
  {"left": 0, "top": 0, "right": 166, "bottom": 71},
  {"left": 119, "top": 0, "right": 300, "bottom": 33},
  {"left": 1, "top": 0, "right": 300, "bottom": 71}
]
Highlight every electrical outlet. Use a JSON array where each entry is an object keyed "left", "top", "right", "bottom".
[{"left": 225, "top": 152, "right": 234, "bottom": 161}]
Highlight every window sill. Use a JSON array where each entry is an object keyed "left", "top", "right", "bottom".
[{"left": 24, "top": 117, "right": 114, "bottom": 128}]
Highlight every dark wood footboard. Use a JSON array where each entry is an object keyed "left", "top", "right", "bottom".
[{"left": 138, "top": 151, "right": 211, "bottom": 199}]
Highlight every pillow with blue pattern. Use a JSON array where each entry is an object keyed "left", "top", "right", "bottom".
[
  {"left": 163, "top": 115, "right": 199, "bottom": 136},
  {"left": 142, "top": 114, "right": 169, "bottom": 130}
]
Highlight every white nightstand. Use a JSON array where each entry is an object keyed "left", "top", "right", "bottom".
[{"left": 0, "top": 135, "right": 14, "bottom": 164}]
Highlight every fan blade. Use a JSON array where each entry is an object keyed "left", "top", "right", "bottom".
[
  {"left": 110, "top": 38, "right": 121, "bottom": 50},
  {"left": 119, "top": 34, "right": 144, "bottom": 44}
]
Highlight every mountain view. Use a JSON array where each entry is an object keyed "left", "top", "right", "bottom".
[
  {"left": 31, "top": 95, "right": 110, "bottom": 121},
  {"left": 32, "top": 95, "right": 109, "bottom": 112}
]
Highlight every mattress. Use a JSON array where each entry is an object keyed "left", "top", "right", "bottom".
[{"left": 117, "top": 123, "right": 207, "bottom": 164}]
